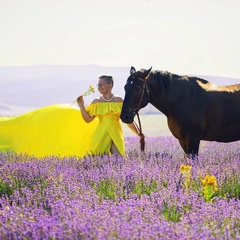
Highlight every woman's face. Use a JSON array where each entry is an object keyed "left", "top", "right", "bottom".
[{"left": 97, "top": 78, "right": 112, "bottom": 94}]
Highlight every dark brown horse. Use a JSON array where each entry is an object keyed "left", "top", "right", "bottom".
[{"left": 120, "top": 66, "right": 240, "bottom": 158}]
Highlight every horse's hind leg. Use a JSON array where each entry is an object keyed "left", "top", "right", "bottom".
[
  {"left": 179, "top": 137, "right": 200, "bottom": 161},
  {"left": 178, "top": 139, "right": 190, "bottom": 164},
  {"left": 186, "top": 137, "right": 200, "bottom": 160}
]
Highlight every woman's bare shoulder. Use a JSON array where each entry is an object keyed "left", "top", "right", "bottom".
[
  {"left": 114, "top": 96, "right": 123, "bottom": 102},
  {"left": 91, "top": 98, "right": 102, "bottom": 103}
]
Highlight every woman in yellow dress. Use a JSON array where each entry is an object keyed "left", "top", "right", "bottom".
[
  {"left": 0, "top": 74, "right": 141, "bottom": 158},
  {"left": 77, "top": 74, "right": 141, "bottom": 156}
]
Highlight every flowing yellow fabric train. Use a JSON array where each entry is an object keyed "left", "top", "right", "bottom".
[{"left": 0, "top": 102, "right": 125, "bottom": 158}]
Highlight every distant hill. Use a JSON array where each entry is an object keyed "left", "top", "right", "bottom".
[{"left": 1, "top": 65, "right": 240, "bottom": 116}]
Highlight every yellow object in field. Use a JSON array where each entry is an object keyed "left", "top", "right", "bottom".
[{"left": 0, "top": 102, "right": 124, "bottom": 158}]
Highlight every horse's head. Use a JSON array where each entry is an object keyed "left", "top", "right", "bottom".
[{"left": 120, "top": 66, "right": 152, "bottom": 123}]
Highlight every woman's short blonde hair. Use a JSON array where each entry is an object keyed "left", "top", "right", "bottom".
[{"left": 98, "top": 74, "right": 114, "bottom": 86}]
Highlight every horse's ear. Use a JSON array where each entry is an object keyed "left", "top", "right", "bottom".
[
  {"left": 142, "top": 67, "right": 152, "bottom": 79},
  {"left": 130, "top": 66, "right": 136, "bottom": 75}
]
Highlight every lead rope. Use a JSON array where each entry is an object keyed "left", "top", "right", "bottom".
[
  {"left": 133, "top": 78, "right": 148, "bottom": 152},
  {"left": 133, "top": 79, "right": 147, "bottom": 152},
  {"left": 134, "top": 112, "right": 145, "bottom": 152}
]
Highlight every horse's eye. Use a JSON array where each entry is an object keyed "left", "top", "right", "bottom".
[{"left": 130, "top": 81, "right": 133, "bottom": 84}]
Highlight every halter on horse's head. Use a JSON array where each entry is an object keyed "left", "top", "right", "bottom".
[{"left": 120, "top": 66, "right": 152, "bottom": 124}]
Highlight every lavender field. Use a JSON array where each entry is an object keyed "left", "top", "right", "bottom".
[{"left": 1, "top": 136, "right": 240, "bottom": 239}]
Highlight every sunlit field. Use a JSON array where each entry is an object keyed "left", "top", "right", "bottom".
[{"left": 1, "top": 135, "right": 240, "bottom": 239}]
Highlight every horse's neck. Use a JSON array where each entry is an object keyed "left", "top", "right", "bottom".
[{"left": 148, "top": 75, "right": 172, "bottom": 116}]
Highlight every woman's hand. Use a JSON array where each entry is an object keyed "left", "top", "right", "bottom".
[{"left": 77, "top": 96, "right": 84, "bottom": 108}]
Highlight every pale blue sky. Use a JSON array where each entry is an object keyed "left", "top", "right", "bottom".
[{"left": 0, "top": 0, "right": 240, "bottom": 78}]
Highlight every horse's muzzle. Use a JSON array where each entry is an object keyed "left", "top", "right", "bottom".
[{"left": 120, "top": 112, "right": 135, "bottom": 123}]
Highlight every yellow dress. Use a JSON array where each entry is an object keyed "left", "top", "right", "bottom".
[
  {"left": 86, "top": 102, "right": 125, "bottom": 156},
  {"left": 0, "top": 102, "right": 125, "bottom": 158}
]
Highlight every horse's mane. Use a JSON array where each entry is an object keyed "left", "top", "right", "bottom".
[
  {"left": 151, "top": 70, "right": 209, "bottom": 85},
  {"left": 151, "top": 70, "right": 172, "bottom": 78},
  {"left": 148, "top": 70, "right": 213, "bottom": 93},
  {"left": 148, "top": 70, "right": 172, "bottom": 91}
]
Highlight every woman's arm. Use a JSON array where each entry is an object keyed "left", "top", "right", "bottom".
[
  {"left": 117, "top": 97, "right": 144, "bottom": 137},
  {"left": 77, "top": 96, "right": 95, "bottom": 123},
  {"left": 127, "top": 123, "right": 145, "bottom": 138}
]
